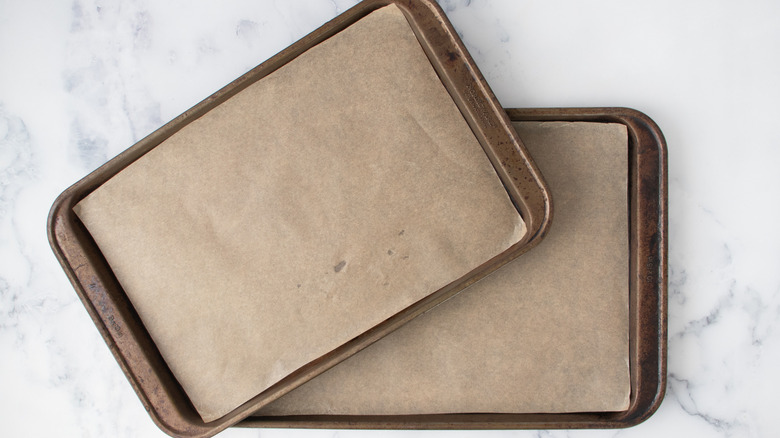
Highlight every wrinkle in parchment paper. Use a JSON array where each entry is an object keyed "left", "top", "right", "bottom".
[
  {"left": 73, "top": 5, "right": 524, "bottom": 422},
  {"left": 257, "top": 121, "right": 630, "bottom": 416}
]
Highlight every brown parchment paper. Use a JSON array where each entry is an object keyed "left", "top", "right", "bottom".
[
  {"left": 257, "top": 121, "right": 630, "bottom": 416},
  {"left": 73, "top": 5, "right": 524, "bottom": 422}
]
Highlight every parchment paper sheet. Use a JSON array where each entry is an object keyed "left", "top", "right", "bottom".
[
  {"left": 74, "top": 5, "right": 524, "bottom": 422},
  {"left": 257, "top": 121, "right": 630, "bottom": 415}
]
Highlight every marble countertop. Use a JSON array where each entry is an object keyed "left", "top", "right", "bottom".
[{"left": 1, "top": 1, "right": 778, "bottom": 437}]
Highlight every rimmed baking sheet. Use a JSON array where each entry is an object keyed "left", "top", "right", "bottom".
[
  {"left": 47, "top": 1, "right": 551, "bottom": 437},
  {"left": 238, "top": 107, "right": 667, "bottom": 429}
]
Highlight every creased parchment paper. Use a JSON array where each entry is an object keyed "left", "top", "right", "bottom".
[
  {"left": 257, "top": 121, "right": 630, "bottom": 416},
  {"left": 74, "top": 5, "right": 524, "bottom": 422}
]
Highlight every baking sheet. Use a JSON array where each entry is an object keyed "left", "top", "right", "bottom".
[
  {"left": 256, "top": 120, "right": 630, "bottom": 416},
  {"left": 72, "top": 5, "right": 524, "bottom": 422}
]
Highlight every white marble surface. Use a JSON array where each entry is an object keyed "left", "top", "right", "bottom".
[{"left": 1, "top": 0, "right": 778, "bottom": 437}]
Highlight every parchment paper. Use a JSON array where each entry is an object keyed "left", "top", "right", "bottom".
[
  {"left": 74, "top": 5, "right": 524, "bottom": 422},
  {"left": 257, "top": 121, "right": 630, "bottom": 415}
]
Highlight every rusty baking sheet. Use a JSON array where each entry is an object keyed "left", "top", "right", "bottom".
[
  {"left": 237, "top": 107, "right": 667, "bottom": 429},
  {"left": 46, "top": 1, "right": 551, "bottom": 437}
]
